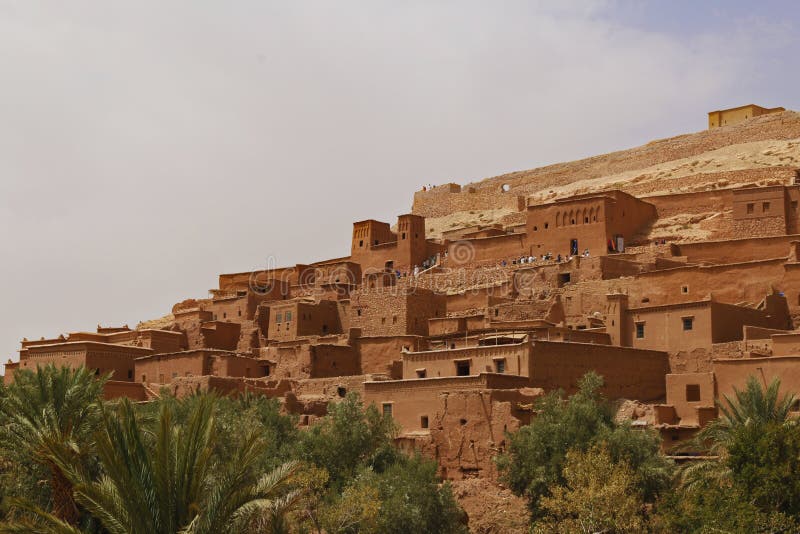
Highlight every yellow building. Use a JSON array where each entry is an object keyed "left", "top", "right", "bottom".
[{"left": 708, "top": 104, "right": 785, "bottom": 129}]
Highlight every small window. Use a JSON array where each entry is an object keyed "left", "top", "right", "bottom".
[
  {"left": 416, "top": 369, "right": 427, "bottom": 378},
  {"left": 359, "top": 240, "right": 364, "bottom": 247},
  {"left": 763, "top": 201, "right": 771, "bottom": 212},
  {"left": 285, "top": 311, "right": 292, "bottom": 322},
  {"left": 222, "top": 312, "right": 226, "bottom": 319},
  {"left": 456, "top": 361, "right": 470, "bottom": 376},
  {"left": 357, "top": 309, "right": 362, "bottom": 317},
  {"left": 635, "top": 322, "right": 645, "bottom": 339},
  {"left": 495, "top": 359, "right": 506, "bottom": 373},
  {"left": 685, "top": 384, "right": 700, "bottom": 402},
  {"left": 392, "top": 315, "right": 397, "bottom": 324},
  {"left": 792, "top": 201, "right": 798, "bottom": 211},
  {"left": 681, "top": 285, "right": 689, "bottom": 294},
  {"left": 337, "top": 387, "right": 347, "bottom": 397},
  {"left": 682, "top": 317, "right": 694, "bottom": 331},
  {"left": 373, "top": 239, "right": 379, "bottom": 246},
  {"left": 381, "top": 317, "right": 386, "bottom": 325},
  {"left": 127, "top": 369, "right": 133, "bottom": 380},
  {"left": 276, "top": 312, "right": 282, "bottom": 323},
  {"left": 238, "top": 309, "right": 242, "bottom": 316},
  {"left": 544, "top": 223, "right": 549, "bottom": 229},
  {"left": 420, "top": 415, "right": 429, "bottom": 428},
  {"left": 533, "top": 226, "right": 538, "bottom": 231},
  {"left": 141, "top": 374, "right": 146, "bottom": 382},
  {"left": 382, "top": 403, "right": 393, "bottom": 417},
  {"left": 402, "top": 232, "right": 406, "bottom": 239},
  {"left": 746, "top": 203, "right": 754, "bottom": 214}
]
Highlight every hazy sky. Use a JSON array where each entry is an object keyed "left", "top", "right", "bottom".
[{"left": 1, "top": 1, "right": 799, "bottom": 369}]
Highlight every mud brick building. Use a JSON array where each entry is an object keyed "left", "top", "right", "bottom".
[{"left": 10, "top": 105, "right": 800, "bottom": 479}]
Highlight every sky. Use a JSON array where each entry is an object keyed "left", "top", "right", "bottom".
[{"left": 1, "top": 1, "right": 799, "bottom": 369}]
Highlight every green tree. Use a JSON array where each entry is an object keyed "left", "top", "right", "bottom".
[
  {"left": 696, "top": 376, "right": 795, "bottom": 458},
  {"left": 297, "top": 392, "right": 397, "bottom": 489},
  {"left": 3, "top": 394, "right": 303, "bottom": 534},
  {"left": 534, "top": 446, "right": 646, "bottom": 534},
  {"left": 497, "top": 372, "right": 672, "bottom": 518},
  {"left": 0, "top": 365, "right": 106, "bottom": 525},
  {"left": 348, "top": 455, "right": 467, "bottom": 534}
]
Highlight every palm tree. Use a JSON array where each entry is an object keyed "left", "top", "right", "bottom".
[
  {"left": 681, "top": 375, "right": 796, "bottom": 489},
  {"left": 3, "top": 394, "right": 303, "bottom": 534},
  {"left": 699, "top": 375, "right": 795, "bottom": 456},
  {"left": 0, "top": 364, "right": 106, "bottom": 525}
]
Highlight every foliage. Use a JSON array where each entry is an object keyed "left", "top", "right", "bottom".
[
  {"left": 296, "top": 392, "right": 398, "bottom": 489},
  {"left": 533, "top": 446, "right": 646, "bottom": 534},
  {"left": 0, "top": 365, "right": 106, "bottom": 525},
  {"left": 497, "top": 372, "right": 672, "bottom": 518},
  {"left": 2, "top": 395, "right": 302, "bottom": 534}
]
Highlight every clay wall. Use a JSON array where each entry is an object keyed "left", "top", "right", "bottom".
[
  {"left": 363, "top": 374, "right": 531, "bottom": 432},
  {"left": 200, "top": 321, "right": 241, "bottom": 350},
  {"left": 525, "top": 191, "right": 656, "bottom": 258},
  {"left": 266, "top": 300, "right": 343, "bottom": 342},
  {"left": 412, "top": 183, "right": 525, "bottom": 219},
  {"left": 210, "top": 354, "right": 268, "bottom": 378},
  {"left": 663, "top": 372, "right": 716, "bottom": 425},
  {"left": 103, "top": 380, "right": 148, "bottom": 401},
  {"left": 352, "top": 335, "right": 423, "bottom": 378},
  {"left": 624, "top": 301, "right": 714, "bottom": 352},
  {"left": 15, "top": 342, "right": 152, "bottom": 383},
  {"left": 350, "top": 287, "right": 445, "bottom": 337},
  {"left": 708, "top": 105, "right": 784, "bottom": 129},
  {"left": 173, "top": 309, "right": 214, "bottom": 350},
  {"left": 136, "top": 351, "right": 214, "bottom": 383},
  {"left": 529, "top": 341, "right": 668, "bottom": 401},
  {"left": 446, "top": 234, "right": 527, "bottom": 264},
  {"left": 772, "top": 332, "right": 800, "bottom": 356},
  {"left": 670, "top": 234, "right": 798, "bottom": 264},
  {"left": 402, "top": 342, "right": 532, "bottom": 379},
  {"left": 714, "top": 356, "right": 800, "bottom": 402},
  {"left": 309, "top": 344, "right": 359, "bottom": 378}
]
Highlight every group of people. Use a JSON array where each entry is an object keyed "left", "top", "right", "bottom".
[{"left": 500, "top": 248, "right": 590, "bottom": 267}]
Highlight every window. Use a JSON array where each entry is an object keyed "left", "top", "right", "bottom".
[
  {"left": 276, "top": 312, "right": 282, "bottom": 323},
  {"left": 682, "top": 317, "right": 694, "bottom": 331},
  {"left": 373, "top": 239, "right": 379, "bottom": 246},
  {"left": 456, "top": 361, "right": 471, "bottom": 376},
  {"left": 285, "top": 311, "right": 292, "bottom": 322},
  {"left": 416, "top": 369, "right": 427, "bottom": 378},
  {"left": 420, "top": 415, "right": 429, "bottom": 429},
  {"left": 544, "top": 222, "right": 549, "bottom": 229},
  {"left": 685, "top": 384, "right": 701, "bottom": 402},
  {"left": 681, "top": 285, "right": 689, "bottom": 294},
  {"left": 746, "top": 203, "right": 754, "bottom": 214},
  {"left": 763, "top": 201, "right": 771, "bottom": 212},
  {"left": 392, "top": 315, "right": 397, "bottom": 324},
  {"left": 402, "top": 232, "right": 406, "bottom": 239},
  {"left": 337, "top": 387, "right": 347, "bottom": 398},
  {"left": 635, "top": 322, "right": 645, "bottom": 339},
  {"left": 238, "top": 309, "right": 241, "bottom": 316},
  {"left": 382, "top": 403, "right": 393, "bottom": 417},
  {"left": 357, "top": 309, "right": 362, "bottom": 316},
  {"left": 495, "top": 359, "right": 506, "bottom": 373},
  {"left": 141, "top": 374, "right": 147, "bottom": 383},
  {"left": 533, "top": 225, "right": 538, "bottom": 231},
  {"left": 127, "top": 370, "right": 133, "bottom": 380},
  {"left": 322, "top": 324, "right": 328, "bottom": 334},
  {"left": 222, "top": 312, "right": 226, "bottom": 319},
  {"left": 359, "top": 240, "right": 364, "bottom": 247},
  {"left": 792, "top": 201, "right": 798, "bottom": 211}
]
